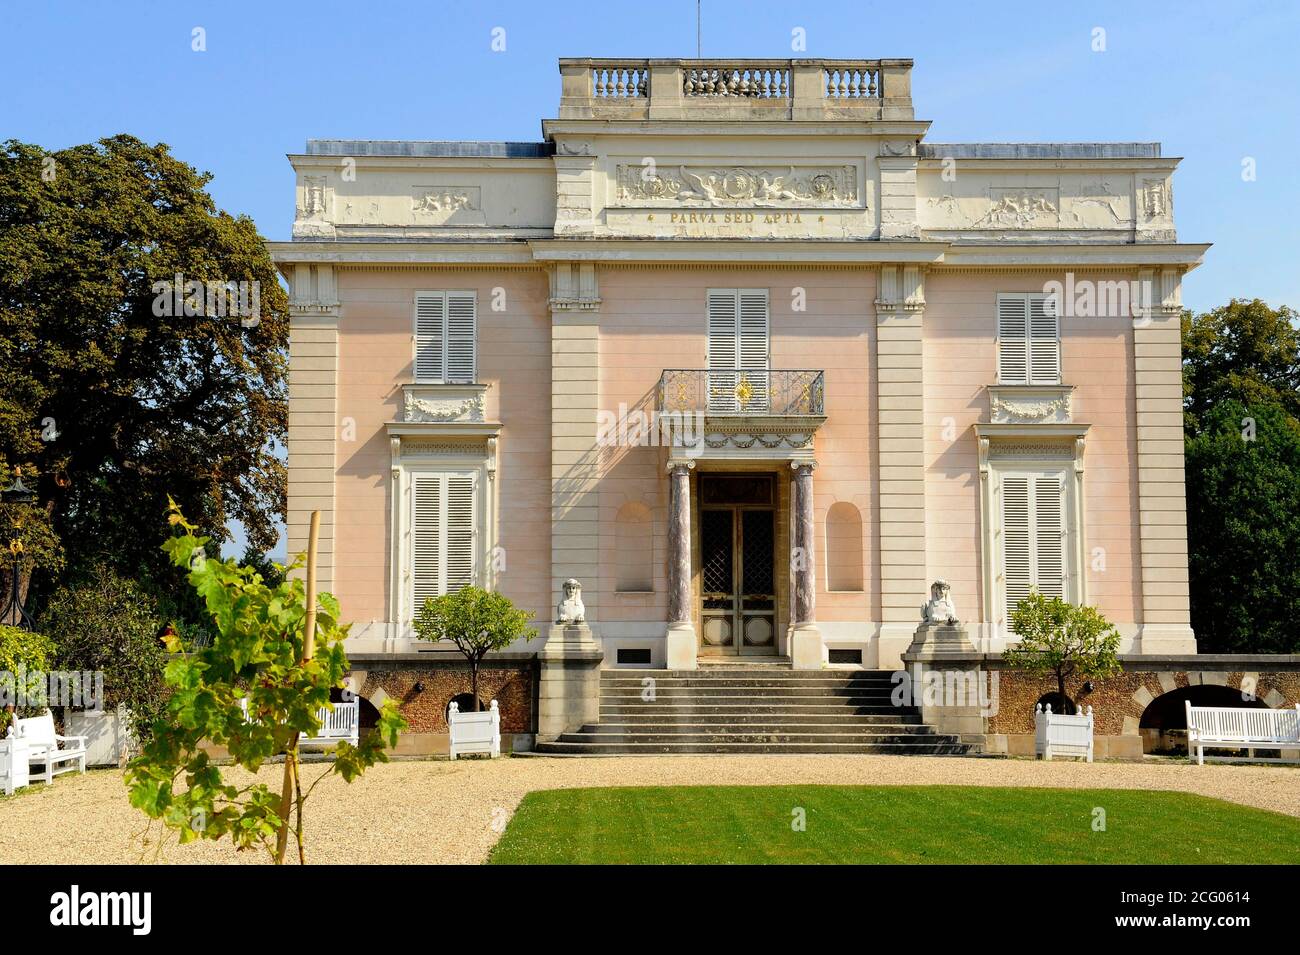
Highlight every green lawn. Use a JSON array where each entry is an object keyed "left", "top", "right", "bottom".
[{"left": 488, "top": 785, "right": 1300, "bottom": 864}]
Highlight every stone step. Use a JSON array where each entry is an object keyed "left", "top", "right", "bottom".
[
  {"left": 600, "top": 687, "right": 898, "bottom": 700},
  {"left": 532, "top": 740, "right": 975, "bottom": 756},
  {"left": 599, "top": 677, "right": 899, "bottom": 689},
  {"left": 564, "top": 732, "right": 941, "bottom": 748},
  {"left": 556, "top": 731, "right": 954, "bottom": 745},
  {"left": 604, "top": 668, "right": 895, "bottom": 680},
  {"left": 593, "top": 712, "right": 924, "bottom": 726},
  {"left": 599, "top": 710, "right": 913, "bottom": 722}
]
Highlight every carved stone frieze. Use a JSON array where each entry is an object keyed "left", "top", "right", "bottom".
[
  {"left": 402, "top": 390, "right": 485, "bottom": 423},
  {"left": 616, "top": 164, "right": 859, "bottom": 207},
  {"left": 974, "top": 188, "right": 1059, "bottom": 228}
]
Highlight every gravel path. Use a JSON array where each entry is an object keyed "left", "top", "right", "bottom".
[{"left": 2, "top": 755, "right": 1296, "bottom": 865}]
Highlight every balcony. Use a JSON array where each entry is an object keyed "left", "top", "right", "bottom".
[
  {"left": 660, "top": 369, "right": 824, "bottom": 416},
  {"left": 657, "top": 369, "right": 826, "bottom": 459},
  {"left": 559, "top": 58, "right": 913, "bottom": 122}
]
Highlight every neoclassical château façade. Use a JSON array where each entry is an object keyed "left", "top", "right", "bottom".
[{"left": 267, "top": 58, "right": 1271, "bottom": 757}]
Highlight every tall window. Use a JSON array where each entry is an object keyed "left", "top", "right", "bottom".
[
  {"left": 706, "top": 288, "right": 769, "bottom": 411},
  {"left": 997, "top": 293, "right": 1059, "bottom": 384},
  {"left": 1000, "top": 470, "right": 1066, "bottom": 618},
  {"left": 414, "top": 290, "right": 477, "bottom": 383},
  {"left": 410, "top": 470, "right": 477, "bottom": 613}
]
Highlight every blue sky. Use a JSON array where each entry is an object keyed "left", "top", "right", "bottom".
[{"left": 3, "top": 0, "right": 1298, "bottom": 555}]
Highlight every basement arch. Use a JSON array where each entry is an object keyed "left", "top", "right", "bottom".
[{"left": 1138, "top": 684, "right": 1268, "bottom": 755}]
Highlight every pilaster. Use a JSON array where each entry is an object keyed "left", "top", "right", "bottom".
[
  {"left": 286, "top": 263, "right": 340, "bottom": 592},
  {"left": 875, "top": 264, "right": 927, "bottom": 668},
  {"left": 1134, "top": 267, "right": 1196, "bottom": 653},
  {"left": 549, "top": 266, "right": 602, "bottom": 628}
]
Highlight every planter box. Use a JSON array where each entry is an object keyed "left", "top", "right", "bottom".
[
  {"left": 1, "top": 736, "right": 31, "bottom": 795},
  {"left": 448, "top": 699, "right": 501, "bottom": 760},
  {"left": 66, "top": 707, "right": 136, "bottom": 768},
  {"left": 1034, "top": 704, "right": 1094, "bottom": 762}
]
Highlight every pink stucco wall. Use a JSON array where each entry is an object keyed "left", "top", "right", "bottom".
[
  {"left": 923, "top": 271, "right": 1142, "bottom": 626},
  {"left": 595, "top": 267, "right": 881, "bottom": 627},
  {"left": 322, "top": 264, "right": 1143, "bottom": 638},
  {"left": 333, "top": 268, "right": 552, "bottom": 626}
]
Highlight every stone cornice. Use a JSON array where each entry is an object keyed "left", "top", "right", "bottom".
[
  {"left": 286, "top": 155, "right": 554, "bottom": 170},
  {"left": 529, "top": 238, "right": 948, "bottom": 265},
  {"left": 541, "top": 119, "right": 932, "bottom": 139},
  {"left": 917, "top": 157, "right": 1181, "bottom": 172},
  {"left": 268, "top": 238, "right": 1211, "bottom": 271},
  {"left": 940, "top": 243, "right": 1210, "bottom": 270}
]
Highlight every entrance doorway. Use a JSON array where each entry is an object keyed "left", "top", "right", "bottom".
[{"left": 698, "top": 474, "right": 777, "bottom": 656}]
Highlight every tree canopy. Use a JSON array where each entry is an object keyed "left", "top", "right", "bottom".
[
  {"left": 1183, "top": 298, "right": 1300, "bottom": 653},
  {"left": 0, "top": 135, "right": 287, "bottom": 607}
]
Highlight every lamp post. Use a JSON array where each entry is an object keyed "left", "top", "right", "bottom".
[{"left": 2, "top": 468, "right": 36, "bottom": 630}]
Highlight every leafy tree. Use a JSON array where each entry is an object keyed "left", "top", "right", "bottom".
[
  {"left": 0, "top": 135, "right": 288, "bottom": 615},
  {"left": 414, "top": 586, "right": 537, "bottom": 711},
  {"left": 1002, "top": 590, "right": 1122, "bottom": 704},
  {"left": 0, "top": 623, "right": 54, "bottom": 733},
  {"left": 125, "top": 505, "right": 406, "bottom": 864},
  {"left": 1185, "top": 399, "right": 1300, "bottom": 653},
  {"left": 0, "top": 474, "right": 63, "bottom": 627},
  {"left": 1183, "top": 298, "right": 1300, "bottom": 430},
  {"left": 41, "top": 567, "right": 168, "bottom": 744}
]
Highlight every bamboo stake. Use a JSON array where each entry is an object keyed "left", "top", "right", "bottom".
[{"left": 275, "top": 510, "right": 320, "bottom": 864}]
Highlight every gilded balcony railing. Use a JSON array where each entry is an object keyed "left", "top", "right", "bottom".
[{"left": 658, "top": 369, "right": 825, "bottom": 416}]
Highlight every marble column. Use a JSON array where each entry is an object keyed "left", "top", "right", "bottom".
[
  {"left": 790, "top": 461, "right": 824, "bottom": 668},
  {"left": 665, "top": 460, "right": 697, "bottom": 670}
]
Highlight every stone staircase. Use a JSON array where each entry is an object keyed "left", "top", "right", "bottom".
[{"left": 533, "top": 664, "right": 978, "bottom": 756}]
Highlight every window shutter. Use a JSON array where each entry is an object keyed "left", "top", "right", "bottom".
[
  {"left": 445, "top": 291, "right": 477, "bottom": 384},
  {"left": 1033, "top": 475, "right": 1065, "bottom": 598},
  {"left": 409, "top": 471, "right": 477, "bottom": 615},
  {"left": 410, "top": 474, "right": 442, "bottom": 613},
  {"left": 738, "top": 289, "right": 770, "bottom": 411},
  {"left": 414, "top": 293, "right": 446, "bottom": 382},
  {"left": 445, "top": 474, "right": 476, "bottom": 592},
  {"left": 707, "top": 289, "right": 739, "bottom": 411},
  {"left": 997, "top": 294, "right": 1029, "bottom": 384},
  {"left": 1029, "top": 294, "right": 1060, "bottom": 384},
  {"left": 1001, "top": 475, "right": 1033, "bottom": 615}
]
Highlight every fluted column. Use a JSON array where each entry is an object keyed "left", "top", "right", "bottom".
[
  {"left": 790, "top": 460, "right": 823, "bottom": 668},
  {"left": 665, "top": 460, "right": 697, "bottom": 669}
]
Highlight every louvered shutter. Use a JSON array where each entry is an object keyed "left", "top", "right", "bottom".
[
  {"left": 410, "top": 474, "right": 442, "bottom": 613},
  {"left": 1029, "top": 294, "right": 1060, "bottom": 384},
  {"left": 444, "top": 474, "right": 476, "bottom": 592},
  {"left": 409, "top": 471, "right": 477, "bottom": 616},
  {"left": 707, "top": 289, "right": 739, "bottom": 412},
  {"left": 1001, "top": 475, "right": 1033, "bottom": 615},
  {"left": 997, "top": 294, "right": 1029, "bottom": 384},
  {"left": 414, "top": 293, "right": 446, "bottom": 382},
  {"left": 737, "top": 289, "right": 770, "bottom": 411},
  {"left": 445, "top": 291, "right": 477, "bottom": 384},
  {"left": 1033, "top": 475, "right": 1065, "bottom": 598}
]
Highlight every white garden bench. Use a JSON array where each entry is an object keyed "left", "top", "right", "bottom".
[
  {"left": 1185, "top": 702, "right": 1300, "bottom": 765},
  {"left": 299, "top": 701, "right": 360, "bottom": 749},
  {"left": 239, "top": 697, "right": 360, "bottom": 750},
  {"left": 15, "top": 710, "right": 87, "bottom": 784}
]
